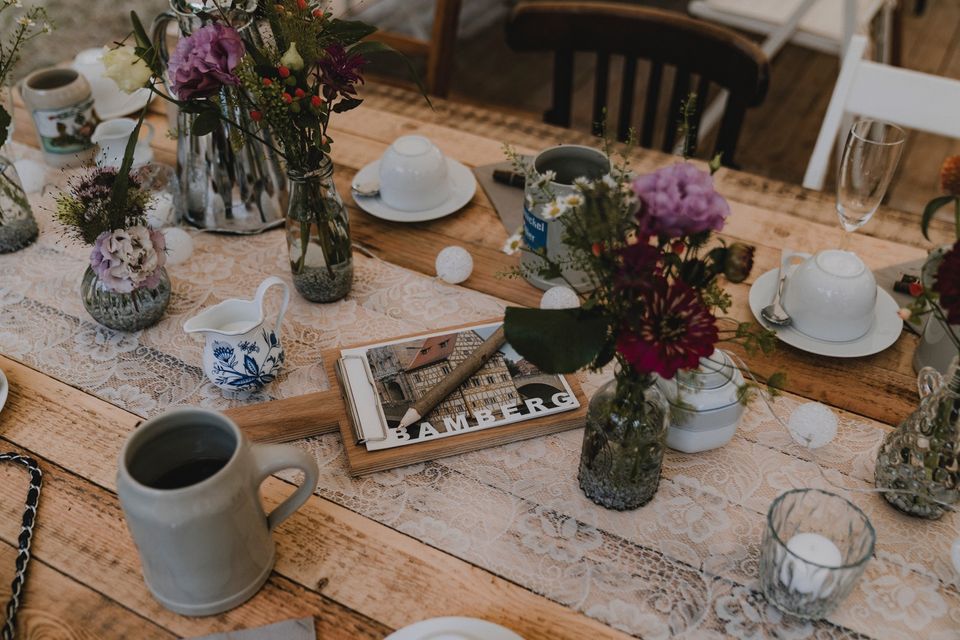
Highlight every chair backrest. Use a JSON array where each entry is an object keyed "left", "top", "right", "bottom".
[
  {"left": 505, "top": 2, "right": 769, "bottom": 166},
  {"left": 803, "top": 34, "right": 960, "bottom": 190}
]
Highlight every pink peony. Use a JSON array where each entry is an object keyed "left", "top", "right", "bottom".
[
  {"left": 632, "top": 163, "right": 730, "bottom": 238},
  {"left": 168, "top": 24, "right": 245, "bottom": 100},
  {"left": 90, "top": 226, "right": 167, "bottom": 293}
]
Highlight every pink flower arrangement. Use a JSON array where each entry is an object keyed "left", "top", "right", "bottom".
[
  {"left": 632, "top": 162, "right": 730, "bottom": 238},
  {"left": 168, "top": 24, "right": 245, "bottom": 100},
  {"left": 90, "top": 226, "right": 167, "bottom": 293}
]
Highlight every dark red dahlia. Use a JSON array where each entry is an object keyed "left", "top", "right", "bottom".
[
  {"left": 935, "top": 241, "right": 960, "bottom": 324},
  {"left": 319, "top": 44, "right": 367, "bottom": 101},
  {"left": 616, "top": 279, "right": 719, "bottom": 378},
  {"left": 613, "top": 242, "right": 660, "bottom": 292}
]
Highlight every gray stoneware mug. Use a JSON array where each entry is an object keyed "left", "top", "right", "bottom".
[
  {"left": 117, "top": 408, "right": 319, "bottom": 616},
  {"left": 20, "top": 67, "right": 97, "bottom": 167}
]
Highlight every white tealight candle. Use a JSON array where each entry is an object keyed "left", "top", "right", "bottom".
[{"left": 779, "top": 532, "right": 843, "bottom": 595}]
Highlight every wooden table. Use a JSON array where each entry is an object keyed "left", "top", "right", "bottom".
[{"left": 1, "top": 84, "right": 956, "bottom": 639}]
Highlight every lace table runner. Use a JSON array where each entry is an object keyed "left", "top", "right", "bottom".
[{"left": 1, "top": 143, "right": 957, "bottom": 639}]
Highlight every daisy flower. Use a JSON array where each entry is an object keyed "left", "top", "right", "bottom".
[
  {"left": 502, "top": 229, "right": 523, "bottom": 255},
  {"left": 540, "top": 198, "right": 568, "bottom": 221}
]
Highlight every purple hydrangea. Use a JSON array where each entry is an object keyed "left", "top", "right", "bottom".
[
  {"left": 632, "top": 163, "right": 730, "bottom": 238},
  {"left": 168, "top": 24, "right": 245, "bottom": 100},
  {"left": 90, "top": 226, "right": 167, "bottom": 293}
]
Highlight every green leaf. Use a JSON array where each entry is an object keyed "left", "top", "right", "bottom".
[
  {"left": 191, "top": 109, "right": 220, "bottom": 137},
  {"left": 349, "top": 40, "right": 434, "bottom": 110},
  {"left": 332, "top": 97, "right": 363, "bottom": 113},
  {"left": 0, "top": 105, "right": 10, "bottom": 147},
  {"left": 325, "top": 19, "right": 378, "bottom": 46},
  {"left": 131, "top": 11, "right": 151, "bottom": 51},
  {"left": 503, "top": 307, "right": 610, "bottom": 374},
  {"left": 921, "top": 195, "right": 955, "bottom": 241}
]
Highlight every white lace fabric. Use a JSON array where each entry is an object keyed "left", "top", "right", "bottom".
[{"left": 1, "top": 143, "right": 957, "bottom": 639}]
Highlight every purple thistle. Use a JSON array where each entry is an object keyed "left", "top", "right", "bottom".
[{"left": 318, "top": 44, "right": 367, "bottom": 102}]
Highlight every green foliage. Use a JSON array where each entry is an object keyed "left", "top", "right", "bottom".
[
  {"left": 503, "top": 307, "right": 610, "bottom": 374},
  {"left": 921, "top": 194, "right": 956, "bottom": 241}
]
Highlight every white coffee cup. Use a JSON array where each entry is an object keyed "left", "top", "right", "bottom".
[
  {"left": 91, "top": 118, "right": 155, "bottom": 168},
  {"left": 781, "top": 250, "right": 877, "bottom": 342},
  {"left": 378, "top": 135, "right": 449, "bottom": 212}
]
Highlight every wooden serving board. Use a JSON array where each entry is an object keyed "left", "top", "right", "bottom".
[{"left": 218, "top": 320, "right": 588, "bottom": 474}]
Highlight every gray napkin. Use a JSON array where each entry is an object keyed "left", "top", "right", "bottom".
[
  {"left": 187, "top": 618, "right": 315, "bottom": 640},
  {"left": 474, "top": 159, "right": 528, "bottom": 233}
]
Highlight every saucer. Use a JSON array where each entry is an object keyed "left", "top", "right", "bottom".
[
  {"left": 748, "top": 268, "right": 903, "bottom": 358},
  {"left": 351, "top": 157, "right": 476, "bottom": 223},
  {"left": 0, "top": 366, "right": 8, "bottom": 415},
  {"left": 385, "top": 617, "right": 524, "bottom": 640},
  {"left": 72, "top": 49, "right": 152, "bottom": 120}
]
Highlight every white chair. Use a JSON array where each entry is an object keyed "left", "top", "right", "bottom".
[
  {"left": 689, "top": 0, "right": 892, "bottom": 58},
  {"left": 803, "top": 34, "right": 960, "bottom": 190}
]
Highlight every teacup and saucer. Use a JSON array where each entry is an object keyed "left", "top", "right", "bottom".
[
  {"left": 350, "top": 135, "right": 476, "bottom": 222},
  {"left": 749, "top": 249, "right": 902, "bottom": 358}
]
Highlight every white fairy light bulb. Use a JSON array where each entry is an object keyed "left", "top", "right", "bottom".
[
  {"left": 540, "top": 286, "right": 580, "bottom": 309},
  {"left": 787, "top": 402, "right": 838, "bottom": 449},
  {"left": 435, "top": 246, "right": 473, "bottom": 284},
  {"left": 162, "top": 227, "right": 194, "bottom": 265}
]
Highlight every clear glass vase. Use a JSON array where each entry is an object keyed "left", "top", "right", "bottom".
[
  {"left": 285, "top": 159, "right": 353, "bottom": 303},
  {"left": 874, "top": 356, "right": 960, "bottom": 519},
  {"left": 578, "top": 368, "right": 669, "bottom": 510},
  {"left": 81, "top": 266, "right": 171, "bottom": 332},
  {"left": 0, "top": 153, "right": 38, "bottom": 253}
]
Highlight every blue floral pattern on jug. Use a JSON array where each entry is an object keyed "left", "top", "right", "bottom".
[{"left": 210, "top": 329, "right": 284, "bottom": 391}]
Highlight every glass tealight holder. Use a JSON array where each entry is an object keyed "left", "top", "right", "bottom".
[{"left": 759, "top": 489, "right": 875, "bottom": 619}]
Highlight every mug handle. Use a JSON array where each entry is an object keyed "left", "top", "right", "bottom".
[
  {"left": 250, "top": 443, "right": 319, "bottom": 532},
  {"left": 254, "top": 276, "right": 290, "bottom": 335}
]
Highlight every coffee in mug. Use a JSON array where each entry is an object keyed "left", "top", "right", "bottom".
[
  {"left": 20, "top": 68, "right": 97, "bottom": 167},
  {"left": 117, "top": 408, "right": 319, "bottom": 616}
]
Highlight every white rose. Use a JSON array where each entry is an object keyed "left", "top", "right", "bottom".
[{"left": 101, "top": 46, "right": 152, "bottom": 94}]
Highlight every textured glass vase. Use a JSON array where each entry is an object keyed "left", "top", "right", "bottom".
[
  {"left": 0, "top": 153, "right": 38, "bottom": 253},
  {"left": 81, "top": 266, "right": 171, "bottom": 332},
  {"left": 285, "top": 159, "right": 353, "bottom": 303},
  {"left": 578, "top": 370, "right": 669, "bottom": 510},
  {"left": 874, "top": 356, "right": 960, "bottom": 519}
]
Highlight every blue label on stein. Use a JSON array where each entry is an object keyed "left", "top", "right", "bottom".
[{"left": 523, "top": 206, "right": 548, "bottom": 251}]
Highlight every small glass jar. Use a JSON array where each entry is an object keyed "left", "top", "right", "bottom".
[
  {"left": 760, "top": 489, "right": 875, "bottom": 620},
  {"left": 874, "top": 357, "right": 960, "bottom": 519},
  {"left": 578, "top": 368, "right": 669, "bottom": 510},
  {"left": 81, "top": 266, "right": 171, "bottom": 332},
  {"left": 285, "top": 159, "right": 353, "bottom": 303},
  {"left": 0, "top": 153, "right": 39, "bottom": 253}
]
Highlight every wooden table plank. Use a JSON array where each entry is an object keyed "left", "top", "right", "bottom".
[{"left": 0, "top": 356, "right": 631, "bottom": 640}]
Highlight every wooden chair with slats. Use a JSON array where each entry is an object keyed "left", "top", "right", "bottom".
[{"left": 505, "top": 2, "right": 770, "bottom": 167}]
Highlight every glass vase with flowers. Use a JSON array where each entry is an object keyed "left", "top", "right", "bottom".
[
  {"left": 502, "top": 134, "right": 778, "bottom": 510},
  {"left": 0, "top": 2, "right": 51, "bottom": 253},
  {"left": 106, "top": 3, "right": 422, "bottom": 302},
  {"left": 877, "top": 161, "right": 960, "bottom": 518}
]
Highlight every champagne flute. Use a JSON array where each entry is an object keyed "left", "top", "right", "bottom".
[{"left": 836, "top": 119, "right": 905, "bottom": 251}]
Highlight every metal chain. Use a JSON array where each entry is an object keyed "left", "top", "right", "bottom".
[{"left": 0, "top": 453, "right": 42, "bottom": 640}]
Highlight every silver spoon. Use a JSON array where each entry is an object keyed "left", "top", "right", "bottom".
[
  {"left": 351, "top": 180, "right": 380, "bottom": 198},
  {"left": 761, "top": 255, "right": 792, "bottom": 327}
]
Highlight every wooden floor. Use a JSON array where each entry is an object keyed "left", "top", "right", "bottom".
[{"left": 370, "top": 0, "right": 960, "bottom": 217}]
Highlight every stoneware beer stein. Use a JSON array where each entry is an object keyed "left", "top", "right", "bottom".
[
  {"left": 521, "top": 145, "right": 609, "bottom": 291},
  {"left": 184, "top": 276, "right": 290, "bottom": 392},
  {"left": 117, "top": 407, "right": 319, "bottom": 616},
  {"left": 20, "top": 67, "right": 97, "bottom": 167}
]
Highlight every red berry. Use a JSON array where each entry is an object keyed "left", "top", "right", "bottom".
[
  {"left": 277, "top": 66, "right": 290, "bottom": 79},
  {"left": 672, "top": 241, "right": 685, "bottom": 254},
  {"left": 250, "top": 110, "right": 263, "bottom": 122},
  {"left": 909, "top": 281, "right": 924, "bottom": 297},
  {"left": 591, "top": 242, "right": 604, "bottom": 257},
  {"left": 262, "top": 77, "right": 272, "bottom": 87},
  {"left": 312, "top": 8, "right": 323, "bottom": 18},
  {"left": 281, "top": 93, "right": 292, "bottom": 104},
  {"left": 294, "top": 88, "right": 305, "bottom": 98},
  {"left": 310, "top": 95, "right": 322, "bottom": 108},
  {"left": 297, "top": 0, "right": 307, "bottom": 9}
]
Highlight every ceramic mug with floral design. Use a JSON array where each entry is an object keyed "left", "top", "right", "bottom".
[
  {"left": 20, "top": 67, "right": 97, "bottom": 167},
  {"left": 184, "top": 276, "right": 289, "bottom": 392}
]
